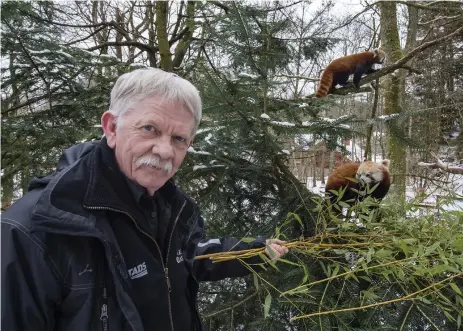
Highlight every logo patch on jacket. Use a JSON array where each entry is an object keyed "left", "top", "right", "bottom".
[
  {"left": 128, "top": 262, "right": 148, "bottom": 279},
  {"left": 176, "top": 249, "right": 184, "bottom": 263}
]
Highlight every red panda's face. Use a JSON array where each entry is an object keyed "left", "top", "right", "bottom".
[
  {"left": 373, "top": 48, "right": 386, "bottom": 64},
  {"left": 356, "top": 160, "right": 390, "bottom": 185}
]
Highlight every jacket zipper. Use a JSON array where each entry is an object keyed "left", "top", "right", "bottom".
[
  {"left": 100, "top": 284, "right": 109, "bottom": 331},
  {"left": 85, "top": 201, "right": 187, "bottom": 331}
]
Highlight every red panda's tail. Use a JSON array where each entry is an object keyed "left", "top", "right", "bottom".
[{"left": 315, "top": 69, "right": 333, "bottom": 98}]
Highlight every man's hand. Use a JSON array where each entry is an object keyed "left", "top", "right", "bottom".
[{"left": 265, "top": 239, "right": 289, "bottom": 260}]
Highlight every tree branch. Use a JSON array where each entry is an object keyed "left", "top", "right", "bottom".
[
  {"left": 64, "top": 25, "right": 108, "bottom": 46},
  {"left": 419, "top": 14, "right": 462, "bottom": 26},
  {"left": 375, "top": 0, "right": 463, "bottom": 13},
  {"left": 24, "top": 9, "right": 114, "bottom": 28},
  {"left": 401, "top": 65, "right": 422, "bottom": 74},
  {"left": 418, "top": 153, "right": 463, "bottom": 175},
  {"left": 170, "top": 26, "right": 190, "bottom": 45},
  {"left": 86, "top": 41, "right": 158, "bottom": 54},
  {"left": 209, "top": 1, "right": 230, "bottom": 14},
  {"left": 311, "top": 25, "right": 463, "bottom": 97},
  {"left": 3, "top": 67, "right": 90, "bottom": 116},
  {"left": 274, "top": 74, "right": 319, "bottom": 81},
  {"left": 171, "top": 1, "right": 185, "bottom": 39}
]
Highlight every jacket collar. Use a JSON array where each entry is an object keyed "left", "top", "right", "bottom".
[
  {"left": 30, "top": 138, "right": 193, "bottom": 236},
  {"left": 83, "top": 138, "right": 181, "bottom": 210}
]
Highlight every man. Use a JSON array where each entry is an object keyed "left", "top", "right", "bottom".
[{"left": 1, "top": 68, "right": 288, "bottom": 331}]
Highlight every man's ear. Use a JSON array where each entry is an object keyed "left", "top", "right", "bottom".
[{"left": 101, "top": 111, "right": 117, "bottom": 149}]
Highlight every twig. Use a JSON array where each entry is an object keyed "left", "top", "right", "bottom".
[
  {"left": 203, "top": 292, "right": 258, "bottom": 318},
  {"left": 290, "top": 273, "right": 462, "bottom": 320},
  {"left": 274, "top": 74, "right": 319, "bottom": 81},
  {"left": 280, "top": 256, "right": 422, "bottom": 297}
]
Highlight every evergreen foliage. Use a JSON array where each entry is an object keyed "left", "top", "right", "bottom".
[{"left": 1, "top": 1, "right": 129, "bottom": 203}]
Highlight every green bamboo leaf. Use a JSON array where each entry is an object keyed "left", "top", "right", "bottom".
[
  {"left": 417, "top": 297, "right": 432, "bottom": 305},
  {"left": 288, "top": 212, "right": 303, "bottom": 227},
  {"left": 259, "top": 253, "right": 280, "bottom": 271},
  {"left": 424, "top": 241, "right": 441, "bottom": 256},
  {"left": 332, "top": 264, "right": 340, "bottom": 278},
  {"left": 443, "top": 311, "right": 455, "bottom": 322},
  {"left": 450, "top": 282, "right": 462, "bottom": 296},
  {"left": 367, "top": 182, "right": 380, "bottom": 194},
  {"left": 457, "top": 314, "right": 461, "bottom": 329},
  {"left": 301, "top": 264, "right": 309, "bottom": 284},
  {"left": 366, "top": 248, "right": 373, "bottom": 263},
  {"left": 276, "top": 258, "right": 300, "bottom": 267},
  {"left": 329, "top": 189, "right": 340, "bottom": 197},
  {"left": 375, "top": 249, "right": 393, "bottom": 258},
  {"left": 456, "top": 294, "right": 463, "bottom": 307},
  {"left": 319, "top": 261, "right": 329, "bottom": 277},
  {"left": 381, "top": 271, "right": 391, "bottom": 282},
  {"left": 397, "top": 269, "right": 405, "bottom": 281},
  {"left": 253, "top": 273, "right": 259, "bottom": 291},
  {"left": 402, "top": 238, "right": 418, "bottom": 244},
  {"left": 241, "top": 237, "right": 256, "bottom": 243},
  {"left": 264, "top": 294, "right": 272, "bottom": 318},
  {"left": 362, "top": 290, "right": 380, "bottom": 301},
  {"left": 453, "top": 238, "right": 463, "bottom": 250},
  {"left": 338, "top": 201, "right": 351, "bottom": 208}
]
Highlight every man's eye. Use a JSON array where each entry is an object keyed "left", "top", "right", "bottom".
[
  {"left": 143, "top": 125, "right": 155, "bottom": 132},
  {"left": 174, "top": 136, "right": 186, "bottom": 143}
]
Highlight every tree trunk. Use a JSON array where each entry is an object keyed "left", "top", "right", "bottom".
[
  {"left": 404, "top": 5, "right": 419, "bottom": 180},
  {"left": 172, "top": 1, "right": 196, "bottom": 70},
  {"left": 365, "top": 79, "right": 380, "bottom": 160},
  {"left": 379, "top": 2, "right": 406, "bottom": 201},
  {"left": 155, "top": 1, "right": 173, "bottom": 71},
  {"left": 115, "top": 7, "right": 123, "bottom": 61},
  {"left": 147, "top": 2, "right": 157, "bottom": 67}
]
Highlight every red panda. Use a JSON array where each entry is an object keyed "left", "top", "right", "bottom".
[
  {"left": 315, "top": 48, "right": 386, "bottom": 98},
  {"left": 325, "top": 159, "right": 391, "bottom": 206}
]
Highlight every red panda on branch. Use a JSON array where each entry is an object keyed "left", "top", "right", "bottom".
[
  {"left": 325, "top": 159, "right": 391, "bottom": 207},
  {"left": 315, "top": 48, "right": 386, "bottom": 98}
]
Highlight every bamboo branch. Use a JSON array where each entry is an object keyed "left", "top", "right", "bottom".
[
  {"left": 195, "top": 240, "right": 385, "bottom": 261},
  {"left": 203, "top": 292, "right": 258, "bottom": 318},
  {"left": 280, "top": 256, "right": 422, "bottom": 297},
  {"left": 290, "top": 273, "right": 462, "bottom": 320}
]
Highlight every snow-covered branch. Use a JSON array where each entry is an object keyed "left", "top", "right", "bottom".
[
  {"left": 418, "top": 153, "right": 463, "bottom": 175},
  {"left": 307, "top": 25, "right": 463, "bottom": 98}
]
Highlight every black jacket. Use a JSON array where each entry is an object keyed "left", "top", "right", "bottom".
[{"left": 1, "top": 139, "right": 266, "bottom": 331}]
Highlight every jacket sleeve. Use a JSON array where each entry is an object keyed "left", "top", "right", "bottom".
[
  {"left": 1, "top": 219, "right": 62, "bottom": 331},
  {"left": 188, "top": 216, "right": 267, "bottom": 282}
]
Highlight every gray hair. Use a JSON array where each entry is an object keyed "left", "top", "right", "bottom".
[{"left": 109, "top": 68, "right": 202, "bottom": 132}]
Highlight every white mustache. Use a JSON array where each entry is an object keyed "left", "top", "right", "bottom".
[{"left": 135, "top": 154, "right": 172, "bottom": 173}]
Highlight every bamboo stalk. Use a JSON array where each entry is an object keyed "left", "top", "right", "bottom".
[{"left": 194, "top": 240, "right": 385, "bottom": 261}]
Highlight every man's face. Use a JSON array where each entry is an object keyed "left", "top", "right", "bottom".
[{"left": 102, "top": 96, "right": 195, "bottom": 195}]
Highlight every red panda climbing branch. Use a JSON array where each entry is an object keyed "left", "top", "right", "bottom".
[{"left": 315, "top": 48, "right": 386, "bottom": 98}]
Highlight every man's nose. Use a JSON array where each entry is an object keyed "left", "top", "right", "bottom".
[{"left": 152, "top": 136, "right": 174, "bottom": 160}]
